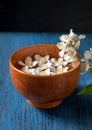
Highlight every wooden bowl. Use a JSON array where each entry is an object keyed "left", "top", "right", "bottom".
[{"left": 9, "top": 44, "right": 80, "bottom": 108}]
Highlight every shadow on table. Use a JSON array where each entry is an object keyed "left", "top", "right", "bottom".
[{"left": 38, "top": 86, "right": 92, "bottom": 127}]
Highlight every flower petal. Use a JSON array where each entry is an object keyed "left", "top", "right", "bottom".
[{"left": 84, "top": 50, "right": 91, "bottom": 60}]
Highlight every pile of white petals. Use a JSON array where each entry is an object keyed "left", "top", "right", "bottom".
[{"left": 18, "top": 29, "right": 89, "bottom": 76}]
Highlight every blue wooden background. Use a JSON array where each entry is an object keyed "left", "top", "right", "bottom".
[{"left": 0, "top": 32, "right": 92, "bottom": 130}]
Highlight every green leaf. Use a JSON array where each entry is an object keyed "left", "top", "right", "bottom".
[
  {"left": 89, "top": 68, "right": 92, "bottom": 75},
  {"left": 77, "top": 84, "right": 92, "bottom": 95}
]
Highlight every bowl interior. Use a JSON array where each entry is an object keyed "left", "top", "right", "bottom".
[
  {"left": 10, "top": 44, "right": 80, "bottom": 75},
  {"left": 10, "top": 44, "right": 60, "bottom": 70}
]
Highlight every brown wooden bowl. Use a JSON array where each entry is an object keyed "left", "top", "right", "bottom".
[{"left": 9, "top": 44, "right": 81, "bottom": 108}]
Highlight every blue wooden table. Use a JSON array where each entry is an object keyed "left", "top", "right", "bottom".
[{"left": 0, "top": 32, "right": 92, "bottom": 130}]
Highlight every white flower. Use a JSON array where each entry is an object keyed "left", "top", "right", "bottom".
[
  {"left": 25, "top": 56, "right": 32, "bottom": 66},
  {"left": 58, "top": 29, "right": 85, "bottom": 52},
  {"left": 56, "top": 66, "right": 69, "bottom": 74},
  {"left": 35, "top": 67, "right": 42, "bottom": 75},
  {"left": 90, "top": 48, "right": 92, "bottom": 53},
  {"left": 59, "top": 50, "right": 65, "bottom": 58},
  {"left": 39, "top": 68, "right": 51, "bottom": 75},
  {"left": 57, "top": 42, "right": 67, "bottom": 50},
  {"left": 32, "top": 61, "right": 37, "bottom": 67},
  {"left": 18, "top": 29, "right": 89, "bottom": 76},
  {"left": 51, "top": 58, "right": 57, "bottom": 64},
  {"left": 68, "top": 47, "right": 77, "bottom": 58},
  {"left": 18, "top": 61, "right": 26, "bottom": 66},
  {"left": 69, "top": 29, "right": 75, "bottom": 37},
  {"left": 73, "top": 41, "right": 80, "bottom": 50},
  {"left": 62, "top": 61, "right": 68, "bottom": 66},
  {"left": 34, "top": 54, "right": 50, "bottom": 65},
  {"left": 34, "top": 54, "right": 40, "bottom": 61},
  {"left": 54, "top": 58, "right": 63, "bottom": 66},
  {"left": 45, "top": 68, "right": 51, "bottom": 75},
  {"left": 84, "top": 50, "right": 92, "bottom": 60},
  {"left": 29, "top": 68, "right": 36, "bottom": 74},
  {"left": 57, "top": 65, "right": 63, "bottom": 69},
  {"left": 50, "top": 72, "right": 56, "bottom": 75},
  {"left": 78, "top": 35, "right": 86, "bottom": 40},
  {"left": 21, "top": 66, "right": 30, "bottom": 73},
  {"left": 59, "top": 35, "right": 71, "bottom": 44},
  {"left": 64, "top": 54, "right": 71, "bottom": 62},
  {"left": 63, "top": 66, "right": 69, "bottom": 72},
  {"left": 81, "top": 48, "right": 92, "bottom": 74},
  {"left": 50, "top": 66, "right": 57, "bottom": 73},
  {"left": 64, "top": 46, "right": 77, "bottom": 62},
  {"left": 18, "top": 57, "right": 37, "bottom": 68},
  {"left": 56, "top": 68, "right": 64, "bottom": 74},
  {"left": 41, "top": 62, "right": 52, "bottom": 70},
  {"left": 80, "top": 63, "right": 90, "bottom": 75}
]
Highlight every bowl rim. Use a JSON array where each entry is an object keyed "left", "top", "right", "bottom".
[{"left": 9, "top": 44, "right": 81, "bottom": 78}]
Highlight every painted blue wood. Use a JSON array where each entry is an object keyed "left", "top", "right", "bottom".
[{"left": 0, "top": 32, "right": 92, "bottom": 130}]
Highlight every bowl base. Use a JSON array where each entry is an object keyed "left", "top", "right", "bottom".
[{"left": 27, "top": 99, "right": 63, "bottom": 109}]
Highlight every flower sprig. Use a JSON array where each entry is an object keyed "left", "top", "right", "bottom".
[{"left": 58, "top": 29, "right": 92, "bottom": 95}]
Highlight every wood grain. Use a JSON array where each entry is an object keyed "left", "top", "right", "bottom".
[{"left": 10, "top": 44, "right": 80, "bottom": 108}]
